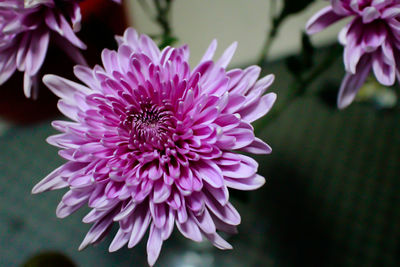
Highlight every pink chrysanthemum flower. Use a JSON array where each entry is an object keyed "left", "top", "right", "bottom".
[
  {"left": 306, "top": 0, "right": 400, "bottom": 109},
  {"left": 0, "top": 0, "right": 86, "bottom": 98},
  {"left": 32, "top": 28, "right": 276, "bottom": 266}
]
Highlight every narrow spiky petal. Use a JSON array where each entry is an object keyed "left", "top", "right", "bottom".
[
  {"left": 33, "top": 27, "right": 276, "bottom": 266},
  {"left": 306, "top": 0, "right": 400, "bottom": 109}
]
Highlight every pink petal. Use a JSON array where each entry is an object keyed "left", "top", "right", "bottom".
[
  {"left": 150, "top": 202, "right": 167, "bottom": 228},
  {"left": 239, "top": 92, "right": 276, "bottom": 123},
  {"left": 25, "top": 28, "right": 49, "bottom": 75},
  {"left": 338, "top": 56, "right": 372, "bottom": 109},
  {"left": 331, "top": 0, "right": 351, "bottom": 15},
  {"left": 147, "top": 224, "right": 163, "bottom": 266},
  {"left": 83, "top": 208, "right": 112, "bottom": 224},
  {"left": 361, "top": 23, "right": 386, "bottom": 53},
  {"left": 362, "top": 6, "right": 380, "bottom": 24},
  {"left": 204, "top": 193, "right": 241, "bottom": 225},
  {"left": 79, "top": 215, "right": 113, "bottom": 250},
  {"left": 240, "top": 137, "right": 272, "bottom": 154},
  {"left": 43, "top": 74, "right": 91, "bottom": 101},
  {"left": 199, "top": 39, "right": 217, "bottom": 63},
  {"left": 176, "top": 217, "right": 202, "bottom": 242},
  {"left": 226, "top": 127, "right": 255, "bottom": 150},
  {"left": 372, "top": 52, "right": 395, "bottom": 86},
  {"left": 203, "top": 231, "right": 233, "bottom": 250},
  {"left": 73, "top": 65, "right": 99, "bottom": 89},
  {"left": 215, "top": 42, "right": 237, "bottom": 69},
  {"left": 0, "top": 49, "right": 17, "bottom": 84},
  {"left": 306, "top": 6, "right": 344, "bottom": 35},
  {"left": 56, "top": 200, "right": 86, "bottom": 218},
  {"left": 161, "top": 208, "right": 175, "bottom": 240},
  {"left": 192, "top": 209, "right": 216, "bottom": 234},
  {"left": 382, "top": 5, "right": 400, "bottom": 19},
  {"left": 58, "top": 14, "right": 86, "bottom": 49},
  {"left": 225, "top": 174, "right": 266, "bottom": 191},
  {"left": 109, "top": 228, "right": 130, "bottom": 252},
  {"left": 153, "top": 180, "right": 172, "bottom": 203},
  {"left": 32, "top": 163, "right": 80, "bottom": 193},
  {"left": 194, "top": 160, "right": 224, "bottom": 188},
  {"left": 113, "top": 200, "right": 136, "bottom": 221},
  {"left": 128, "top": 208, "right": 151, "bottom": 248},
  {"left": 16, "top": 32, "right": 31, "bottom": 71},
  {"left": 139, "top": 34, "right": 160, "bottom": 63}
]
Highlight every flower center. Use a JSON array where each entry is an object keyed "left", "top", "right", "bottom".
[{"left": 125, "top": 102, "right": 174, "bottom": 149}]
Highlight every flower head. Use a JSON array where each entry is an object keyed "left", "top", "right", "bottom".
[
  {"left": 32, "top": 28, "right": 276, "bottom": 266},
  {"left": 306, "top": 0, "right": 400, "bottom": 109},
  {"left": 0, "top": 0, "right": 86, "bottom": 98}
]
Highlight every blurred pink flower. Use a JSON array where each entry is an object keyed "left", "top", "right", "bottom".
[
  {"left": 0, "top": 0, "right": 86, "bottom": 98},
  {"left": 307, "top": 0, "right": 400, "bottom": 109},
  {"left": 32, "top": 28, "right": 276, "bottom": 266}
]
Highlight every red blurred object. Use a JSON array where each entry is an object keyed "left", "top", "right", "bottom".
[
  {"left": 80, "top": 0, "right": 106, "bottom": 18},
  {"left": 0, "top": 0, "right": 128, "bottom": 124}
]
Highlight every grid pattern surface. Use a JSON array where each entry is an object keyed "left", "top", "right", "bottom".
[{"left": 0, "top": 59, "right": 399, "bottom": 267}]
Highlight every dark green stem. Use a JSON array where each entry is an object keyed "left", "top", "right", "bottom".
[
  {"left": 257, "top": 15, "right": 283, "bottom": 66},
  {"left": 254, "top": 45, "right": 342, "bottom": 133},
  {"left": 153, "top": 0, "right": 176, "bottom": 48}
]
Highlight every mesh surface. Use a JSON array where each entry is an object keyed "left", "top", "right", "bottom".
[{"left": 0, "top": 53, "right": 399, "bottom": 267}]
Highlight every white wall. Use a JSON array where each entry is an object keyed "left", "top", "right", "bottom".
[{"left": 127, "top": 0, "right": 346, "bottom": 66}]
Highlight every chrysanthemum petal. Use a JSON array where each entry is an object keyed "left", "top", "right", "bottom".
[
  {"left": 216, "top": 42, "right": 237, "bottom": 69},
  {"left": 308, "top": 0, "right": 400, "bottom": 109},
  {"left": 128, "top": 208, "right": 151, "bottom": 248},
  {"left": 338, "top": 56, "right": 372, "bottom": 109},
  {"left": 372, "top": 52, "right": 396, "bottom": 86},
  {"left": 200, "top": 39, "right": 217, "bottom": 63},
  {"left": 240, "top": 137, "right": 272, "bottom": 154},
  {"left": 176, "top": 217, "right": 203, "bottom": 242},
  {"left": 79, "top": 215, "right": 113, "bottom": 250},
  {"left": 109, "top": 228, "right": 130, "bottom": 252},
  {"left": 25, "top": 27, "right": 49, "bottom": 75},
  {"left": 43, "top": 74, "right": 91, "bottom": 100},
  {"left": 192, "top": 208, "right": 216, "bottom": 234},
  {"left": 147, "top": 224, "right": 163, "bottom": 266},
  {"left": 203, "top": 231, "right": 233, "bottom": 250},
  {"left": 306, "top": 6, "right": 344, "bottom": 35},
  {"left": 31, "top": 165, "right": 69, "bottom": 194},
  {"left": 239, "top": 93, "right": 276, "bottom": 123},
  {"left": 195, "top": 160, "right": 224, "bottom": 188},
  {"left": 225, "top": 174, "right": 266, "bottom": 191},
  {"left": 33, "top": 28, "right": 275, "bottom": 266},
  {"left": 205, "top": 194, "right": 241, "bottom": 225}
]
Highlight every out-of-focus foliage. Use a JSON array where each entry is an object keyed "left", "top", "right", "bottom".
[
  {"left": 356, "top": 79, "right": 398, "bottom": 109},
  {"left": 280, "top": 0, "right": 316, "bottom": 20},
  {"left": 22, "top": 251, "right": 76, "bottom": 267},
  {"left": 285, "top": 33, "right": 315, "bottom": 80}
]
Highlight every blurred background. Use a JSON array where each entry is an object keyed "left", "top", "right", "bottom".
[{"left": 1, "top": 0, "right": 399, "bottom": 266}]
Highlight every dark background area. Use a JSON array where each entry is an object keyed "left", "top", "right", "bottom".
[{"left": 0, "top": 40, "right": 399, "bottom": 267}]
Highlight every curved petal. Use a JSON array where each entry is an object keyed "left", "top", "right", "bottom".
[
  {"left": 43, "top": 74, "right": 91, "bottom": 100},
  {"left": 338, "top": 56, "right": 372, "bottom": 109},
  {"left": 147, "top": 224, "right": 163, "bottom": 266},
  {"left": 306, "top": 6, "right": 344, "bottom": 35},
  {"left": 372, "top": 51, "right": 395, "bottom": 86}
]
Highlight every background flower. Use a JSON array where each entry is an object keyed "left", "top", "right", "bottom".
[
  {"left": 306, "top": 0, "right": 400, "bottom": 109},
  {"left": 32, "top": 27, "right": 276, "bottom": 266},
  {"left": 0, "top": 0, "right": 86, "bottom": 98}
]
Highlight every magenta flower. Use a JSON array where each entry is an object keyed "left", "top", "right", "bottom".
[
  {"left": 32, "top": 28, "right": 276, "bottom": 266},
  {"left": 0, "top": 0, "right": 86, "bottom": 98},
  {"left": 306, "top": 0, "right": 400, "bottom": 109}
]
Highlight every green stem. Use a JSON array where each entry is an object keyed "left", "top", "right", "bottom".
[
  {"left": 138, "top": 0, "right": 153, "bottom": 19},
  {"left": 257, "top": 0, "right": 282, "bottom": 66},
  {"left": 254, "top": 45, "right": 342, "bottom": 133},
  {"left": 153, "top": 0, "right": 176, "bottom": 48}
]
